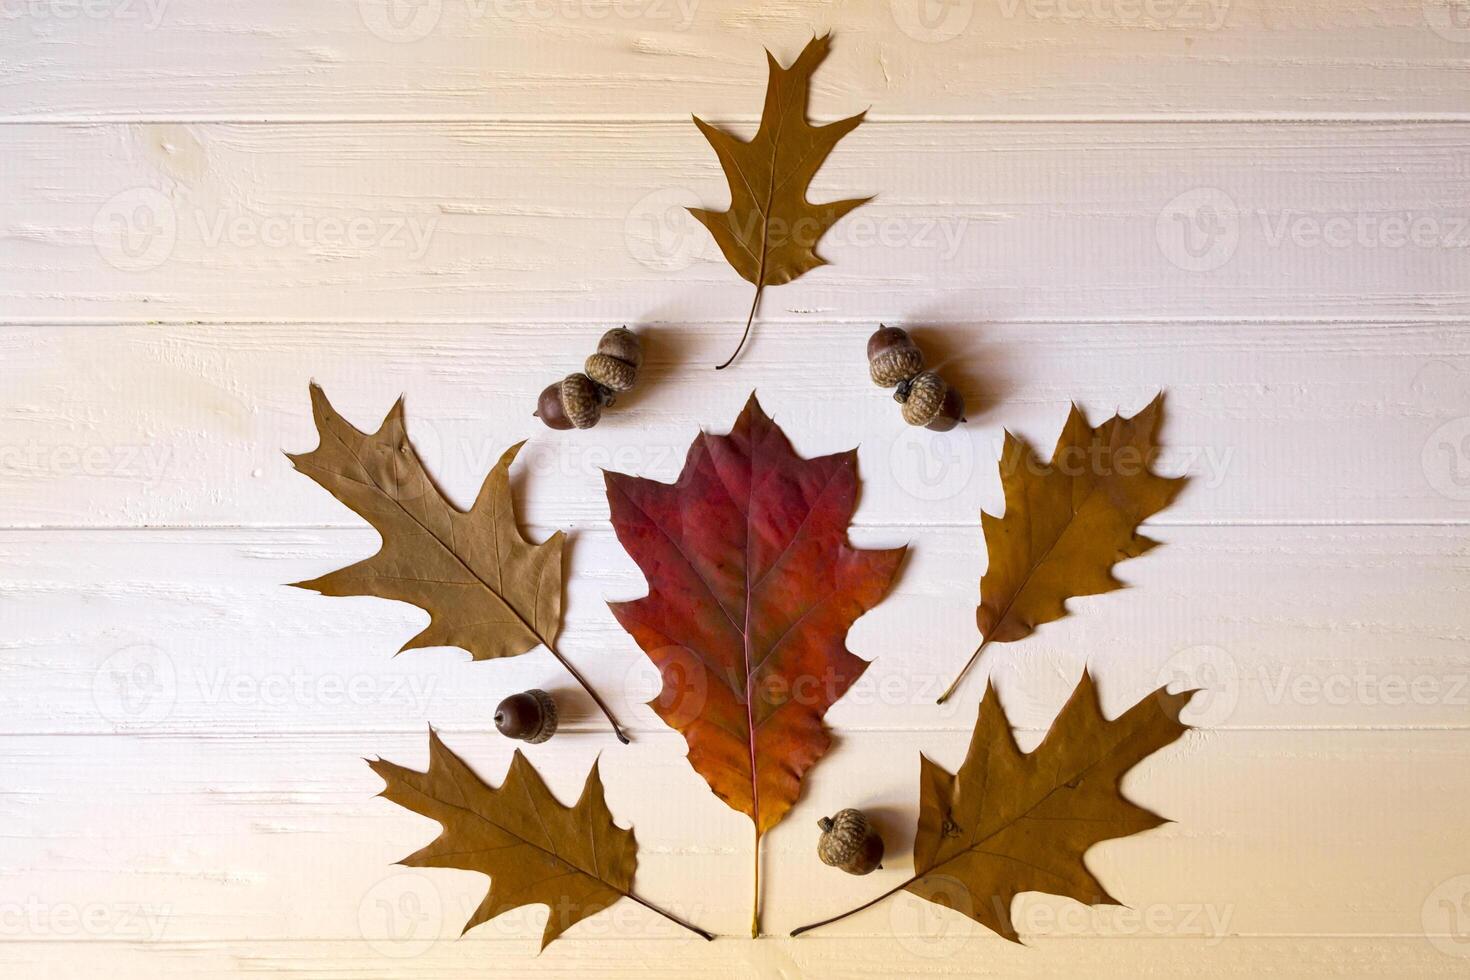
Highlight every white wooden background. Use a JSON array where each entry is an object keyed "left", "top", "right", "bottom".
[{"left": 4, "top": 1, "right": 1470, "bottom": 976}]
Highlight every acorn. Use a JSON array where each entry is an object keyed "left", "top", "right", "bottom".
[
  {"left": 896, "top": 370, "right": 966, "bottom": 432},
  {"left": 867, "top": 325, "right": 925, "bottom": 387},
  {"left": 817, "top": 809, "right": 884, "bottom": 875},
  {"left": 535, "top": 373, "right": 606, "bottom": 430},
  {"left": 494, "top": 689, "right": 558, "bottom": 743},
  {"left": 537, "top": 328, "right": 642, "bottom": 430}
]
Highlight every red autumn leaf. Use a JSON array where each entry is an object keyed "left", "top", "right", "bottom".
[{"left": 604, "top": 393, "right": 904, "bottom": 933}]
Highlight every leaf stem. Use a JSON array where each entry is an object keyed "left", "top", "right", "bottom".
[
  {"left": 716, "top": 283, "right": 764, "bottom": 371},
  {"left": 936, "top": 636, "right": 991, "bottom": 705},
  {"left": 548, "top": 643, "right": 631, "bottom": 744},
  {"left": 626, "top": 892, "right": 715, "bottom": 942},
  {"left": 751, "top": 827, "right": 762, "bottom": 938},
  {"left": 789, "top": 877, "right": 917, "bottom": 937}
]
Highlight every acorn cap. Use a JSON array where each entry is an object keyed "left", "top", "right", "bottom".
[
  {"left": 898, "top": 371, "right": 948, "bottom": 427},
  {"left": 585, "top": 351, "right": 638, "bottom": 392},
  {"left": 559, "top": 373, "right": 602, "bottom": 429}
]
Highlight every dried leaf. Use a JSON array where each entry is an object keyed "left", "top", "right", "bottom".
[
  {"left": 370, "top": 730, "right": 711, "bottom": 949},
  {"left": 793, "top": 673, "right": 1194, "bottom": 941},
  {"left": 689, "top": 34, "right": 870, "bottom": 368},
  {"left": 604, "top": 393, "right": 904, "bottom": 932},
  {"left": 939, "top": 395, "right": 1186, "bottom": 701},
  {"left": 288, "top": 383, "right": 627, "bottom": 740}
]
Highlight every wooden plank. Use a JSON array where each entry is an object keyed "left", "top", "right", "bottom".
[
  {"left": 6, "top": 122, "right": 1469, "bottom": 323},
  {"left": 2, "top": 321, "right": 1468, "bottom": 527},
  {"left": 2, "top": 526, "right": 1466, "bottom": 735},
  {"left": 4, "top": 0, "right": 1468, "bottom": 120},
  {"left": 0, "top": 729, "right": 1466, "bottom": 941},
  {"left": 0, "top": 937, "right": 1465, "bottom": 979}
]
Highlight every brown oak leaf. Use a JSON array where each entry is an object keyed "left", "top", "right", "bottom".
[
  {"left": 370, "top": 730, "right": 711, "bottom": 950},
  {"left": 689, "top": 34, "right": 870, "bottom": 368},
  {"left": 288, "top": 383, "right": 627, "bottom": 740},
  {"left": 793, "top": 672, "right": 1194, "bottom": 941},
  {"left": 939, "top": 395, "right": 1187, "bottom": 701}
]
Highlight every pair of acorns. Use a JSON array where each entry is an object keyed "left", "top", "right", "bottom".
[
  {"left": 536, "top": 325, "right": 966, "bottom": 434},
  {"left": 867, "top": 325, "right": 967, "bottom": 431},
  {"left": 535, "top": 327, "right": 642, "bottom": 430}
]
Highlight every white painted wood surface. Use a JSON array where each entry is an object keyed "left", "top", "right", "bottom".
[{"left": 3, "top": 1, "right": 1470, "bottom": 975}]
